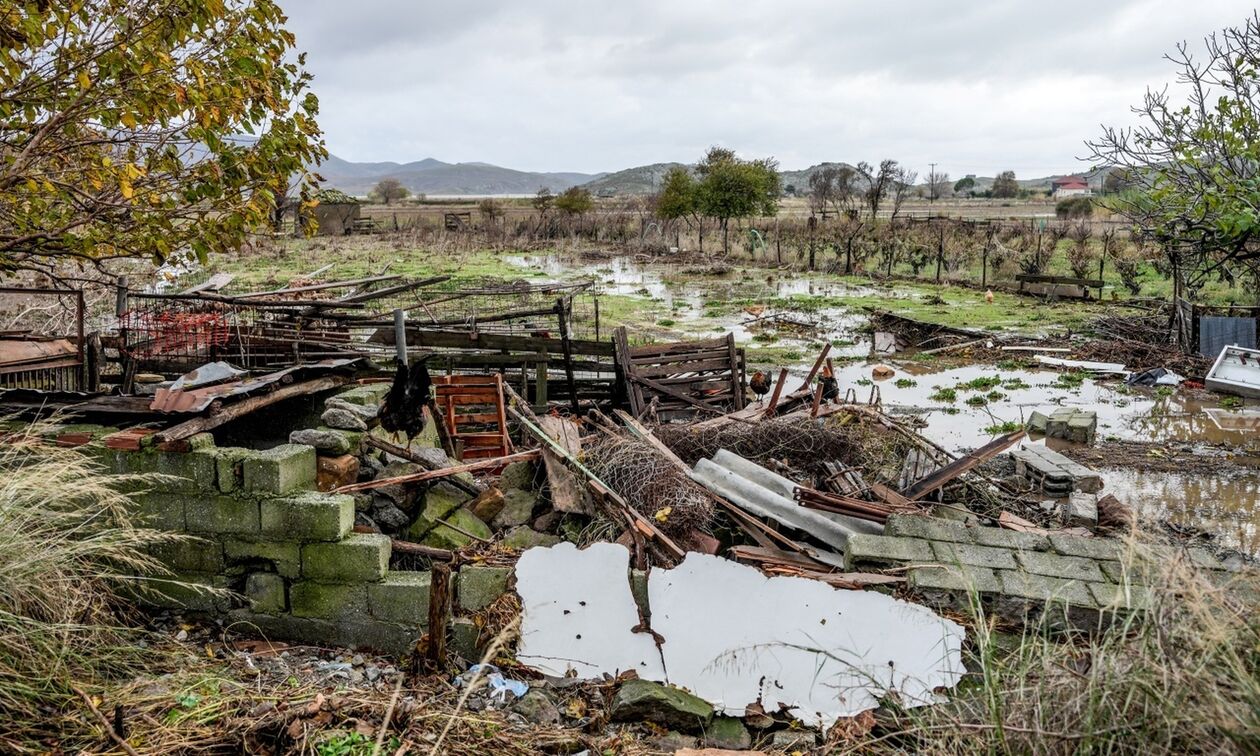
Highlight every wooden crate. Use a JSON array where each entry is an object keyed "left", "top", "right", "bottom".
[{"left": 432, "top": 373, "right": 513, "bottom": 459}]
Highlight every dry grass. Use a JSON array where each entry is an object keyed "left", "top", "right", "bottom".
[
  {"left": 832, "top": 543, "right": 1260, "bottom": 755},
  {"left": 0, "top": 420, "right": 197, "bottom": 750}
]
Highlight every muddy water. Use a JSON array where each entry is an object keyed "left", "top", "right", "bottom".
[{"left": 507, "top": 254, "right": 1260, "bottom": 552}]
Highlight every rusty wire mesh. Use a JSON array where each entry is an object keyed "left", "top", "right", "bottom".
[{"left": 584, "top": 435, "right": 715, "bottom": 536}]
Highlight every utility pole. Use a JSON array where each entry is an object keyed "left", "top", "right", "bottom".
[{"left": 929, "top": 162, "right": 937, "bottom": 204}]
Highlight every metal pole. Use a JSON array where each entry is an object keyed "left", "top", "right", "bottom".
[
  {"left": 115, "top": 276, "right": 129, "bottom": 317},
  {"left": 393, "top": 308, "right": 408, "bottom": 364}
]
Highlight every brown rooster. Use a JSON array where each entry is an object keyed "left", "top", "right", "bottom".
[{"left": 750, "top": 370, "right": 771, "bottom": 403}]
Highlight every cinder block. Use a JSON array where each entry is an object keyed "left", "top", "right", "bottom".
[
  {"left": 260, "top": 492, "right": 353, "bottom": 542},
  {"left": 243, "top": 444, "right": 316, "bottom": 494},
  {"left": 301, "top": 533, "right": 390, "bottom": 582},
  {"left": 883, "top": 514, "right": 971, "bottom": 543},
  {"left": 456, "top": 565, "right": 513, "bottom": 612},
  {"left": 1015, "top": 551, "right": 1107, "bottom": 583},
  {"left": 1088, "top": 581, "right": 1153, "bottom": 611},
  {"left": 910, "top": 564, "right": 1002, "bottom": 594},
  {"left": 215, "top": 448, "right": 255, "bottom": 494},
  {"left": 842, "top": 534, "right": 934, "bottom": 570},
  {"left": 1062, "top": 493, "right": 1098, "bottom": 528},
  {"left": 969, "top": 527, "right": 1050, "bottom": 552},
  {"left": 129, "top": 492, "right": 187, "bottom": 531},
  {"left": 450, "top": 617, "right": 482, "bottom": 661},
  {"left": 245, "top": 572, "right": 286, "bottom": 614},
  {"left": 149, "top": 537, "right": 224, "bottom": 573},
  {"left": 185, "top": 494, "right": 260, "bottom": 535},
  {"left": 140, "top": 572, "right": 230, "bottom": 612},
  {"left": 999, "top": 570, "right": 1096, "bottom": 606},
  {"left": 334, "top": 383, "right": 391, "bottom": 406},
  {"left": 223, "top": 538, "right": 302, "bottom": 578},
  {"left": 1049, "top": 534, "right": 1123, "bottom": 561},
  {"left": 289, "top": 581, "right": 368, "bottom": 621},
  {"left": 931, "top": 541, "right": 1019, "bottom": 570},
  {"left": 226, "top": 610, "right": 414, "bottom": 654},
  {"left": 424, "top": 508, "right": 492, "bottom": 550},
  {"left": 368, "top": 571, "right": 432, "bottom": 625}
]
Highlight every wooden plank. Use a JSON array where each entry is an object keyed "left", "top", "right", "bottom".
[
  {"left": 629, "top": 373, "right": 728, "bottom": 416},
  {"left": 727, "top": 333, "right": 744, "bottom": 410},
  {"left": 632, "top": 357, "right": 734, "bottom": 378},
  {"left": 614, "top": 327, "right": 646, "bottom": 416},
  {"left": 900, "top": 430, "right": 1026, "bottom": 499},
  {"left": 384, "top": 327, "right": 615, "bottom": 356},
  {"left": 628, "top": 336, "right": 729, "bottom": 357},
  {"left": 762, "top": 368, "right": 789, "bottom": 416},
  {"left": 152, "top": 375, "right": 350, "bottom": 444}
]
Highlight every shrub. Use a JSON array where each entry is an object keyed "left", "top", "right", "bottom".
[{"left": 1055, "top": 196, "right": 1094, "bottom": 219}]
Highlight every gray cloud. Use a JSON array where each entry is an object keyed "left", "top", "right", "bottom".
[{"left": 281, "top": 0, "right": 1251, "bottom": 177}]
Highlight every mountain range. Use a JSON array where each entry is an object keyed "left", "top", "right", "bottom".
[{"left": 317, "top": 152, "right": 1102, "bottom": 197}]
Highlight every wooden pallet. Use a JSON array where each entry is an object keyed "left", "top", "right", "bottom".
[
  {"left": 613, "top": 327, "right": 745, "bottom": 420},
  {"left": 432, "top": 374, "right": 513, "bottom": 460}
]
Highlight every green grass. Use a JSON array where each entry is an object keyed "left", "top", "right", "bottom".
[
  {"left": 983, "top": 420, "right": 1023, "bottom": 434},
  {"left": 930, "top": 387, "right": 958, "bottom": 402},
  {"left": 895, "top": 378, "right": 918, "bottom": 388}
]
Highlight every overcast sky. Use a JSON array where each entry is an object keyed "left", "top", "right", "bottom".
[{"left": 283, "top": 1, "right": 1252, "bottom": 178}]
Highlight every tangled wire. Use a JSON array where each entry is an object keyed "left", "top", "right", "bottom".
[{"left": 584, "top": 436, "right": 714, "bottom": 537}]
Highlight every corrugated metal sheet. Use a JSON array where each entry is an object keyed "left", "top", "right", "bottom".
[
  {"left": 150, "top": 358, "right": 363, "bottom": 413},
  {"left": 689, "top": 449, "right": 881, "bottom": 553},
  {"left": 1199, "top": 316, "right": 1257, "bottom": 357}
]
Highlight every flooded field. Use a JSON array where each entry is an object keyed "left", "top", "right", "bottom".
[{"left": 507, "top": 252, "right": 1260, "bottom": 554}]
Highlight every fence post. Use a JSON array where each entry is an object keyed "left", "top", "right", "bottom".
[{"left": 393, "top": 308, "right": 408, "bottom": 364}]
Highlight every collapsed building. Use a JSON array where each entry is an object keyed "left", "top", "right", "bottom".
[{"left": 1, "top": 273, "right": 1254, "bottom": 746}]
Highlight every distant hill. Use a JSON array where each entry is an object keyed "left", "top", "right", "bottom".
[
  {"left": 579, "top": 163, "right": 688, "bottom": 195},
  {"left": 317, "top": 153, "right": 604, "bottom": 196}
]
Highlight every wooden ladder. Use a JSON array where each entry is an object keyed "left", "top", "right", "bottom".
[{"left": 432, "top": 373, "right": 513, "bottom": 460}]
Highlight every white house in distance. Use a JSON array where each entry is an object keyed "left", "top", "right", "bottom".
[{"left": 1051, "top": 176, "right": 1091, "bottom": 198}]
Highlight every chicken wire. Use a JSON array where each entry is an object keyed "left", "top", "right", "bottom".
[{"left": 584, "top": 436, "right": 715, "bottom": 536}]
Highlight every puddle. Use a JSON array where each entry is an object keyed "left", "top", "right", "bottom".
[
  {"left": 1102, "top": 469, "right": 1260, "bottom": 555},
  {"left": 504, "top": 252, "right": 1260, "bottom": 555}
]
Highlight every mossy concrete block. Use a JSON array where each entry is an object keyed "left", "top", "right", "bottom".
[
  {"left": 120, "top": 449, "right": 219, "bottom": 493},
  {"left": 423, "top": 507, "right": 492, "bottom": 550},
  {"left": 407, "top": 485, "right": 470, "bottom": 539},
  {"left": 290, "top": 581, "right": 368, "bottom": 621},
  {"left": 490, "top": 489, "right": 537, "bottom": 529},
  {"left": 142, "top": 572, "right": 229, "bottom": 612},
  {"left": 215, "top": 448, "right": 255, "bottom": 494},
  {"left": 998, "top": 571, "right": 1096, "bottom": 607},
  {"left": 368, "top": 571, "right": 432, "bottom": 625},
  {"left": 289, "top": 428, "right": 353, "bottom": 455},
  {"left": 260, "top": 492, "right": 353, "bottom": 542},
  {"left": 457, "top": 564, "right": 513, "bottom": 612},
  {"left": 1049, "top": 534, "right": 1123, "bottom": 561},
  {"left": 931, "top": 541, "right": 1019, "bottom": 570},
  {"left": 129, "top": 492, "right": 187, "bottom": 531},
  {"left": 970, "top": 527, "right": 1050, "bottom": 552},
  {"left": 611, "top": 679, "right": 714, "bottom": 732},
  {"left": 243, "top": 444, "right": 316, "bottom": 495},
  {"left": 223, "top": 538, "right": 302, "bottom": 579},
  {"left": 500, "top": 526, "right": 561, "bottom": 550},
  {"left": 450, "top": 617, "right": 481, "bottom": 661},
  {"left": 226, "top": 609, "right": 414, "bottom": 654},
  {"left": 843, "top": 534, "right": 934, "bottom": 570},
  {"left": 301, "top": 533, "right": 390, "bottom": 582},
  {"left": 1015, "top": 551, "right": 1107, "bottom": 583},
  {"left": 245, "top": 572, "right": 286, "bottom": 614},
  {"left": 884, "top": 514, "right": 971, "bottom": 543},
  {"left": 185, "top": 494, "right": 260, "bottom": 535},
  {"left": 149, "top": 537, "right": 224, "bottom": 573}
]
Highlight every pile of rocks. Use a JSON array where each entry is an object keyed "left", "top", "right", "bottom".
[{"left": 289, "top": 386, "right": 572, "bottom": 552}]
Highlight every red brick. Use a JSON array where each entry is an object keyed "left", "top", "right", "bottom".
[
  {"left": 56, "top": 432, "right": 94, "bottom": 448},
  {"left": 103, "top": 428, "right": 156, "bottom": 451}
]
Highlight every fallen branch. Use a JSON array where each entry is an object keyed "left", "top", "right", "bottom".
[{"left": 334, "top": 450, "right": 540, "bottom": 494}]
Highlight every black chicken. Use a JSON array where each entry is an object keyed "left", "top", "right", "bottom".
[{"left": 378, "top": 356, "right": 432, "bottom": 441}]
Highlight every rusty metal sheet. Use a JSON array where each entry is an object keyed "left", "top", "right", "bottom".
[
  {"left": 150, "top": 357, "right": 362, "bottom": 414},
  {"left": 0, "top": 338, "right": 77, "bottom": 369}
]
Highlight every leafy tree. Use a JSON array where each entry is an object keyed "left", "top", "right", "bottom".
[
  {"left": 554, "top": 186, "right": 593, "bottom": 216},
  {"left": 655, "top": 166, "right": 702, "bottom": 250},
  {"left": 0, "top": 0, "right": 324, "bottom": 276},
  {"left": 532, "top": 187, "right": 555, "bottom": 216},
  {"left": 695, "top": 147, "right": 780, "bottom": 254},
  {"left": 370, "top": 178, "right": 410, "bottom": 205},
  {"left": 954, "top": 176, "right": 976, "bottom": 194},
  {"left": 1087, "top": 12, "right": 1260, "bottom": 300},
  {"left": 992, "top": 171, "right": 1020, "bottom": 199}
]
